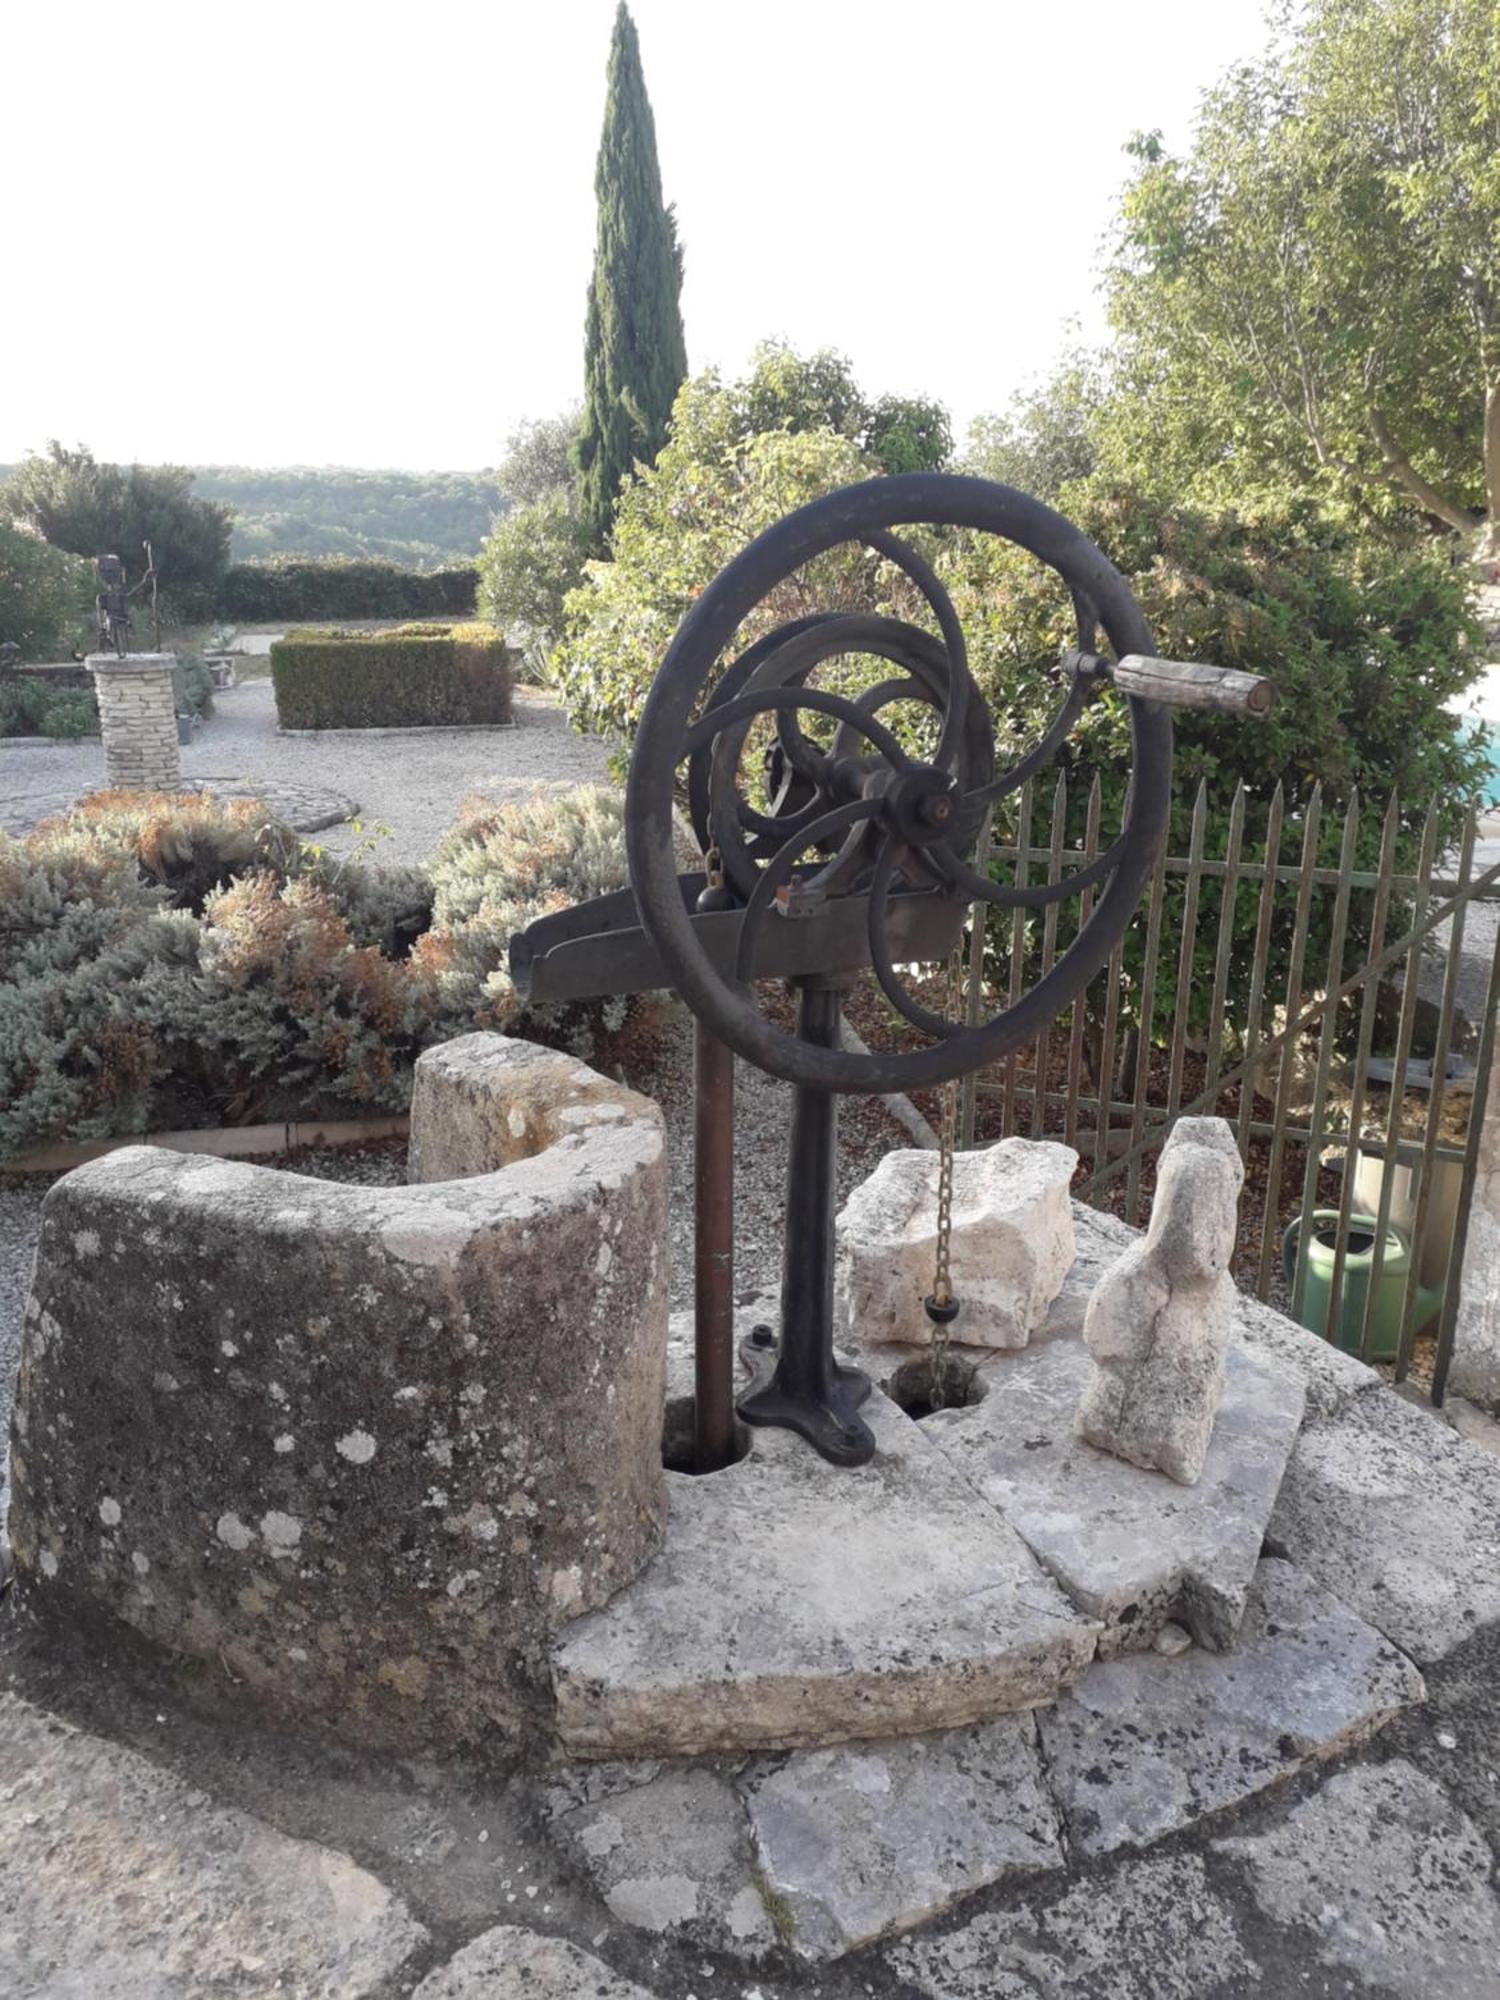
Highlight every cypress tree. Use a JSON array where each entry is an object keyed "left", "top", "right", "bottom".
[{"left": 576, "top": 3, "right": 687, "bottom": 552}]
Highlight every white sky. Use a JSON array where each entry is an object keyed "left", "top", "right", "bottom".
[{"left": 4, "top": 0, "right": 1272, "bottom": 471}]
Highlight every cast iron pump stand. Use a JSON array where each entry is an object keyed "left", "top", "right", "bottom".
[{"left": 511, "top": 474, "right": 1272, "bottom": 1469}]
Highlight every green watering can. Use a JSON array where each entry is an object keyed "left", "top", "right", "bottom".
[{"left": 1282, "top": 1211, "right": 1444, "bottom": 1362}]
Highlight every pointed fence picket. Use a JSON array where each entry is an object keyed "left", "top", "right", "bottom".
[{"left": 954, "top": 776, "right": 1500, "bottom": 1401}]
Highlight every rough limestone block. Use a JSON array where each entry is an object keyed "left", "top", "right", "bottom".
[
  {"left": 1268, "top": 1387, "right": 1500, "bottom": 1662},
  {"left": 885, "top": 1851, "right": 1255, "bottom": 2000},
  {"left": 7, "top": 1035, "right": 668, "bottom": 1752},
  {"left": 836, "top": 1139, "right": 1076, "bottom": 1351},
  {"left": 547, "top": 1763, "right": 774, "bottom": 1958},
  {"left": 925, "top": 1327, "right": 1304, "bottom": 1654},
  {"left": 740, "top": 1715, "right": 1064, "bottom": 1960},
  {"left": 551, "top": 1387, "right": 1099, "bottom": 1760},
  {"left": 1039, "top": 1558, "right": 1425, "bottom": 1856},
  {"left": 413, "top": 1926, "right": 660, "bottom": 1999},
  {"left": 1075, "top": 1117, "right": 1244, "bottom": 1483},
  {"left": 1214, "top": 1761, "right": 1500, "bottom": 1998},
  {"left": 0, "top": 1692, "right": 426, "bottom": 1996}
]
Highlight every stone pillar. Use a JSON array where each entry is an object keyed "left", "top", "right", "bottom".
[
  {"left": 1452, "top": 1033, "right": 1500, "bottom": 1407},
  {"left": 86, "top": 653, "right": 181, "bottom": 791}
]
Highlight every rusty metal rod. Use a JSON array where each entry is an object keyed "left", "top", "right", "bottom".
[{"left": 693, "top": 1019, "right": 736, "bottom": 1471}]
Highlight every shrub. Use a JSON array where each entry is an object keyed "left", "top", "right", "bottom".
[
  {"left": 0, "top": 519, "right": 92, "bottom": 659},
  {"left": 218, "top": 558, "right": 478, "bottom": 622},
  {"left": 0, "top": 677, "right": 98, "bottom": 740},
  {"left": 0, "top": 782, "right": 643, "bottom": 1153},
  {"left": 270, "top": 623, "right": 516, "bottom": 730},
  {"left": 476, "top": 492, "right": 591, "bottom": 674},
  {"left": 172, "top": 651, "right": 216, "bottom": 719},
  {"left": 418, "top": 784, "right": 630, "bottom": 1030}
]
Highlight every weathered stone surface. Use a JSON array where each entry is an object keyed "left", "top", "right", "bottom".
[
  {"left": 551, "top": 1387, "right": 1098, "bottom": 1759},
  {"left": 1268, "top": 1387, "right": 1500, "bottom": 1662},
  {"left": 1216, "top": 1760, "right": 1500, "bottom": 1998},
  {"left": 1039, "top": 1558, "right": 1425, "bottom": 1856},
  {"left": 0, "top": 1691, "right": 426, "bottom": 1996},
  {"left": 1452, "top": 1020, "right": 1500, "bottom": 1407},
  {"left": 1069, "top": 1202, "right": 1377, "bottom": 1423},
  {"left": 7, "top": 1034, "right": 668, "bottom": 1751},
  {"left": 928, "top": 1328, "right": 1304, "bottom": 1654},
  {"left": 886, "top": 1852, "right": 1256, "bottom": 2000},
  {"left": 1075, "top": 1118, "right": 1243, "bottom": 1484},
  {"left": 413, "top": 1926, "right": 660, "bottom": 1998},
  {"left": 88, "top": 651, "right": 182, "bottom": 792},
  {"left": 740, "top": 1715, "right": 1064, "bottom": 1960},
  {"left": 549, "top": 1763, "right": 774, "bottom": 1957},
  {"left": 837, "top": 1139, "right": 1076, "bottom": 1351}
]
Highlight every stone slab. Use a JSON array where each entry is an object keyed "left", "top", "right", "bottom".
[
  {"left": 413, "top": 1925, "right": 660, "bottom": 1998},
  {"left": 551, "top": 1387, "right": 1099, "bottom": 1759},
  {"left": 1268, "top": 1387, "right": 1500, "bottom": 1662},
  {"left": 1215, "top": 1760, "right": 1500, "bottom": 1998},
  {"left": 740, "top": 1714, "right": 1064, "bottom": 1960},
  {"left": 885, "top": 1851, "right": 1257, "bottom": 2000},
  {"left": 1039, "top": 1557, "right": 1425, "bottom": 1856},
  {"left": 925, "top": 1323, "right": 1305, "bottom": 1654},
  {"left": 0, "top": 1692, "right": 426, "bottom": 1996},
  {"left": 548, "top": 1763, "right": 774, "bottom": 1958}
]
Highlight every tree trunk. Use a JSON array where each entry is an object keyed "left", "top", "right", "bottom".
[
  {"left": 1368, "top": 408, "right": 1483, "bottom": 538},
  {"left": 1484, "top": 373, "right": 1500, "bottom": 559}
]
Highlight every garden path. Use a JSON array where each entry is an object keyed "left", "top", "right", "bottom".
[{"left": 0, "top": 678, "right": 612, "bottom": 861}]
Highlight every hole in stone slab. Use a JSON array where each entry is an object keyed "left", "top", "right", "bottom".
[
  {"left": 885, "top": 1354, "right": 987, "bottom": 1421},
  {"left": 661, "top": 1395, "right": 752, "bottom": 1475}
]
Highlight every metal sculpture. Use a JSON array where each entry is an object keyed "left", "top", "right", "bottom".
[
  {"left": 93, "top": 544, "right": 160, "bottom": 657},
  {"left": 511, "top": 474, "right": 1271, "bottom": 1471}
]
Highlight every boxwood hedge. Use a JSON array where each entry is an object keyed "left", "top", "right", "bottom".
[
  {"left": 270, "top": 622, "right": 516, "bottom": 730},
  {"left": 218, "top": 558, "right": 478, "bottom": 622}
]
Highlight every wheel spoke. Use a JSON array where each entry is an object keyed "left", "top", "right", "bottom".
[
  {"left": 963, "top": 678, "right": 1087, "bottom": 810},
  {"left": 733, "top": 798, "right": 882, "bottom": 985},
  {"left": 866, "top": 836, "right": 962, "bottom": 1039},
  {"left": 687, "top": 684, "right": 913, "bottom": 769},
  {"left": 928, "top": 831, "right": 1128, "bottom": 909},
  {"left": 864, "top": 529, "right": 970, "bottom": 770}
]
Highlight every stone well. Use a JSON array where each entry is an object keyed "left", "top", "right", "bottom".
[{"left": 6, "top": 1034, "right": 668, "bottom": 1752}]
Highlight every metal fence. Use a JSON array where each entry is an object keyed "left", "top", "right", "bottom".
[{"left": 954, "top": 776, "right": 1500, "bottom": 1400}]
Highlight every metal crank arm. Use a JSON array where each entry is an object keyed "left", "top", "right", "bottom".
[{"left": 1068, "top": 649, "right": 1275, "bottom": 717}]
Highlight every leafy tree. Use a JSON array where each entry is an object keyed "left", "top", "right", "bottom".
[
  {"left": 671, "top": 340, "right": 952, "bottom": 474},
  {"left": 476, "top": 491, "right": 592, "bottom": 666},
  {"left": 192, "top": 466, "right": 504, "bottom": 566},
  {"left": 0, "top": 520, "right": 90, "bottom": 659},
  {"left": 498, "top": 410, "right": 581, "bottom": 507},
  {"left": 1104, "top": 0, "right": 1500, "bottom": 548},
  {"left": 6, "top": 444, "right": 232, "bottom": 612},
  {"left": 576, "top": 4, "right": 687, "bottom": 552},
  {"left": 963, "top": 343, "right": 1105, "bottom": 500}
]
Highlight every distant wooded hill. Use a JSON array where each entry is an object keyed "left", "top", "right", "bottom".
[{"left": 190, "top": 467, "right": 507, "bottom": 567}]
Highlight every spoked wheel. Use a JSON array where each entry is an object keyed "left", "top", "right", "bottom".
[{"left": 626, "top": 472, "right": 1173, "bottom": 1095}]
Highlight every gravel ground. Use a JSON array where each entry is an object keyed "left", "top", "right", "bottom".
[{"left": 1, "top": 679, "right": 613, "bottom": 864}]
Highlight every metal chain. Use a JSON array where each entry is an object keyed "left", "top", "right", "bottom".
[{"left": 926, "top": 940, "right": 966, "bottom": 1409}]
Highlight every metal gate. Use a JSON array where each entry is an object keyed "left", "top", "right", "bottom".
[{"left": 954, "top": 776, "right": 1500, "bottom": 1399}]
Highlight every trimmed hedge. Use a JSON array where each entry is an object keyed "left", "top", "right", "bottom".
[
  {"left": 270, "top": 622, "right": 516, "bottom": 730},
  {"left": 217, "top": 558, "right": 479, "bottom": 622}
]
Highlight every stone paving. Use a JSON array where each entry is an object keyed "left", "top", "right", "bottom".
[{"left": 3, "top": 1205, "right": 1500, "bottom": 1994}]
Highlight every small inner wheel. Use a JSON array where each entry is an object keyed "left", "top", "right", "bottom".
[{"left": 874, "top": 765, "right": 962, "bottom": 849}]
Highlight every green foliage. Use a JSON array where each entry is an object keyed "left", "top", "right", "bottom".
[
  {"left": 270, "top": 624, "right": 515, "bottom": 730},
  {"left": 172, "top": 652, "right": 215, "bottom": 720},
  {"left": 963, "top": 344, "right": 1106, "bottom": 502},
  {"left": 190, "top": 466, "right": 505, "bottom": 565},
  {"left": 1102, "top": 0, "right": 1500, "bottom": 542},
  {"left": 5, "top": 444, "right": 232, "bottom": 613},
  {"left": 936, "top": 486, "right": 1489, "bottom": 1034},
  {"left": 576, "top": 3, "right": 688, "bottom": 551},
  {"left": 217, "top": 558, "right": 478, "bottom": 622},
  {"left": 0, "top": 677, "right": 98, "bottom": 740},
  {"left": 0, "top": 519, "right": 91, "bottom": 659},
  {"left": 476, "top": 492, "right": 592, "bottom": 668},
  {"left": 554, "top": 415, "right": 880, "bottom": 744},
  {"left": 0, "top": 783, "right": 640, "bottom": 1154},
  {"left": 669, "top": 342, "right": 952, "bottom": 475},
  {"left": 499, "top": 411, "right": 582, "bottom": 508}
]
